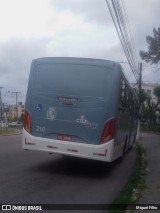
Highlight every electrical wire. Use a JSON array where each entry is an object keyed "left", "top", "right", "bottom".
[
  {"left": 117, "top": 0, "right": 139, "bottom": 80},
  {"left": 113, "top": 0, "right": 138, "bottom": 78},
  {"left": 105, "top": 0, "right": 139, "bottom": 82}
]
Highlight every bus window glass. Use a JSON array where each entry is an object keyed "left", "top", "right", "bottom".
[{"left": 34, "top": 64, "right": 108, "bottom": 97}]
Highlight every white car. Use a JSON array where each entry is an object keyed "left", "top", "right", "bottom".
[{"left": 9, "top": 122, "right": 18, "bottom": 127}]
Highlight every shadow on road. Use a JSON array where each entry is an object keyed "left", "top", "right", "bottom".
[{"left": 28, "top": 154, "right": 121, "bottom": 179}]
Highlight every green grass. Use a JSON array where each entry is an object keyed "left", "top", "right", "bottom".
[
  {"left": 0, "top": 127, "right": 22, "bottom": 136},
  {"left": 109, "top": 143, "right": 147, "bottom": 213}
]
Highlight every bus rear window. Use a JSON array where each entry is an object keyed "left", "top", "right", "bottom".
[{"left": 34, "top": 63, "right": 108, "bottom": 97}]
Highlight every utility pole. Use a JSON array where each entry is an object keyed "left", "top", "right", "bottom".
[
  {"left": 3, "top": 103, "right": 8, "bottom": 132},
  {"left": 12, "top": 91, "right": 21, "bottom": 123},
  {"left": 139, "top": 62, "right": 142, "bottom": 106},
  {"left": 0, "top": 87, "right": 4, "bottom": 121},
  {"left": 136, "top": 62, "right": 142, "bottom": 140}
]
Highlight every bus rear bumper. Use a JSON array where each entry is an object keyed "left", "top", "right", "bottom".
[{"left": 22, "top": 129, "right": 115, "bottom": 162}]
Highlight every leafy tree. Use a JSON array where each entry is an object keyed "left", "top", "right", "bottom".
[
  {"left": 140, "top": 27, "right": 160, "bottom": 64},
  {"left": 140, "top": 89, "right": 148, "bottom": 104},
  {"left": 153, "top": 85, "right": 160, "bottom": 107},
  {"left": 140, "top": 90, "right": 157, "bottom": 123},
  {"left": 142, "top": 106, "right": 156, "bottom": 123}
]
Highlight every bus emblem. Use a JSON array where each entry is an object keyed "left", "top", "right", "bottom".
[
  {"left": 76, "top": 115, "right": 98, "bottom": 129},
  {"left": 46, "top": 107, "right": 57, "bottom": 120},
  {"left": 76, "top": 115, "right": 87, "bottom": 124}
]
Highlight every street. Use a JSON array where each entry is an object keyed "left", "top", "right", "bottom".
[{"left": 0, "top": 134, "right": 136, "bottom": 212}]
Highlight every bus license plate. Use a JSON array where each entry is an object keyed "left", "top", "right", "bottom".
[{"left": 57, "top": 134, "right": 72, "bottom": 141}]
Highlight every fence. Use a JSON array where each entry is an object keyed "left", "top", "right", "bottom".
[{"left": 141, "top": 122, "right": 160, "bottom": 133}]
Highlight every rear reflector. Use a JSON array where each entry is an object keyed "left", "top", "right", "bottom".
[
  {"left": 93, "top": 149, "right": 107, "bottom": 157},
  {"left": 99, "top": 118, "right": 116, "bottom": 144},
  {"left": 24, "top": 110, "right": 32, "bottom": 134}
]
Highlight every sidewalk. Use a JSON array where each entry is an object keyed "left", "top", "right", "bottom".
[{"left": 133, "top": 132, "right": 160, "bottom": 212}]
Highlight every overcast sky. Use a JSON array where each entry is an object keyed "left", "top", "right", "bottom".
[{"left": 0, "top": 0, "right": 160, "bottom": 104}]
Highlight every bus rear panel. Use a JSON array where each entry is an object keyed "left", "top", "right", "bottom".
[{"left": 23, "top": 57, "right": 137, "bottom": 162}]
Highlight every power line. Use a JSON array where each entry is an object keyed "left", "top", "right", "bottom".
[
  {"left": 105, "top": 0, "right": 139, "bottom": 82},
  {"left": 121, "top": 0, "right": 138, "bottom": 68},
  {"left": 115, "top": 0, "right": 138, "bottom": 77}
]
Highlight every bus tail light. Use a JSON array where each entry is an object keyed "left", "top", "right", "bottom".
[
  {"left": 24, "top": 110, "right": 32, "bottom": 134},
  {"left": 99, "top": 118, "right": 116, "bottom": 144}
]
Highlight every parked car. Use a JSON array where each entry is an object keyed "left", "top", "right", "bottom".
[
  {"left": 16, "top": 122, "right": 23, "bottom": 127},
  {"left": 8, "top": 122, "right": 17, "bottom": 127},
  {"left": 9, "top": 122, "right": 22, "bottom": 127}
]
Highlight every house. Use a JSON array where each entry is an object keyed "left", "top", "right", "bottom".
[
  {"left": 131, "top": 83, "right": 159, "bottom": 105},
  {"left": 7, "top": 102, "right": 25, "bottom": 121}
]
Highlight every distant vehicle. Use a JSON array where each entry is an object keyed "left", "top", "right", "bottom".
[
  {"left": 9, "top": 121, "right": 22, "bottom": 127},
  {"left": 9, "top": 122, "right": 17, "bottom": 127},
  {"left": 23, "top": 57, "right": 138, "bottom": 162},
  {"left": 16, "top": 122, "right": 23, "bottom": 127}
]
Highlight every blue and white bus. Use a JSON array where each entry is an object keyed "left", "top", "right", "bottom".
[{"left": 23, "top": 57, "right": 138, "bottom": 162}]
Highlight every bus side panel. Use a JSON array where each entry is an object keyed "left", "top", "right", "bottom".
[{"left": 115, "top": 74, "right": 139, "bottom": 159}]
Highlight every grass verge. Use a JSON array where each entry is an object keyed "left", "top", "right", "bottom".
[
  {"left": 109, "top": 143, "right": 147, "bottom": 213},
  {"left": 0, "top": 127, "right": 22, "bottom": 136}
]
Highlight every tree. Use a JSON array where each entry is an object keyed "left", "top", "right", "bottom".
[
  {"left": 140, "top": 89, "right": 148, "bottom": 104},
  {"left": 140, "top": 90, "right": 157, "bottom": 124},
  {"left": 153, "top": 85, "right": 160, "bottom": 107},
  {"left": 140, "top": 27, "right": 160, "bottom": 64}
]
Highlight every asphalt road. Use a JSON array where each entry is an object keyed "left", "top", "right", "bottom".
[{"left": 0, "top": 134, "right": 136, "bottom": 213}]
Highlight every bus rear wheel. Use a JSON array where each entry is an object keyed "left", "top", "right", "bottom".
[{"left": 117, "top": 136, "right": 128, "bottom": 162}]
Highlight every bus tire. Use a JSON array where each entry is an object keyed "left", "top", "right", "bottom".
[
  {"left": 129, "top": 133, "right": 136, "bottom": 150},
  {"left": 117, "top": 137, "right": 127, "bottom": 163}
]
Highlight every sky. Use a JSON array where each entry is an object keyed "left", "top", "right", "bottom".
[{"left": 0, "top": 0, "right": 160, "bottom": 104}]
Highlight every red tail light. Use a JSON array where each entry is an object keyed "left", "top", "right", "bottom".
[
  {"left": 99, "top": 118, "right": 116, "bottom": 144},
  {"left": 24, "top": 110, "right": 32, "bottom": 134}
]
